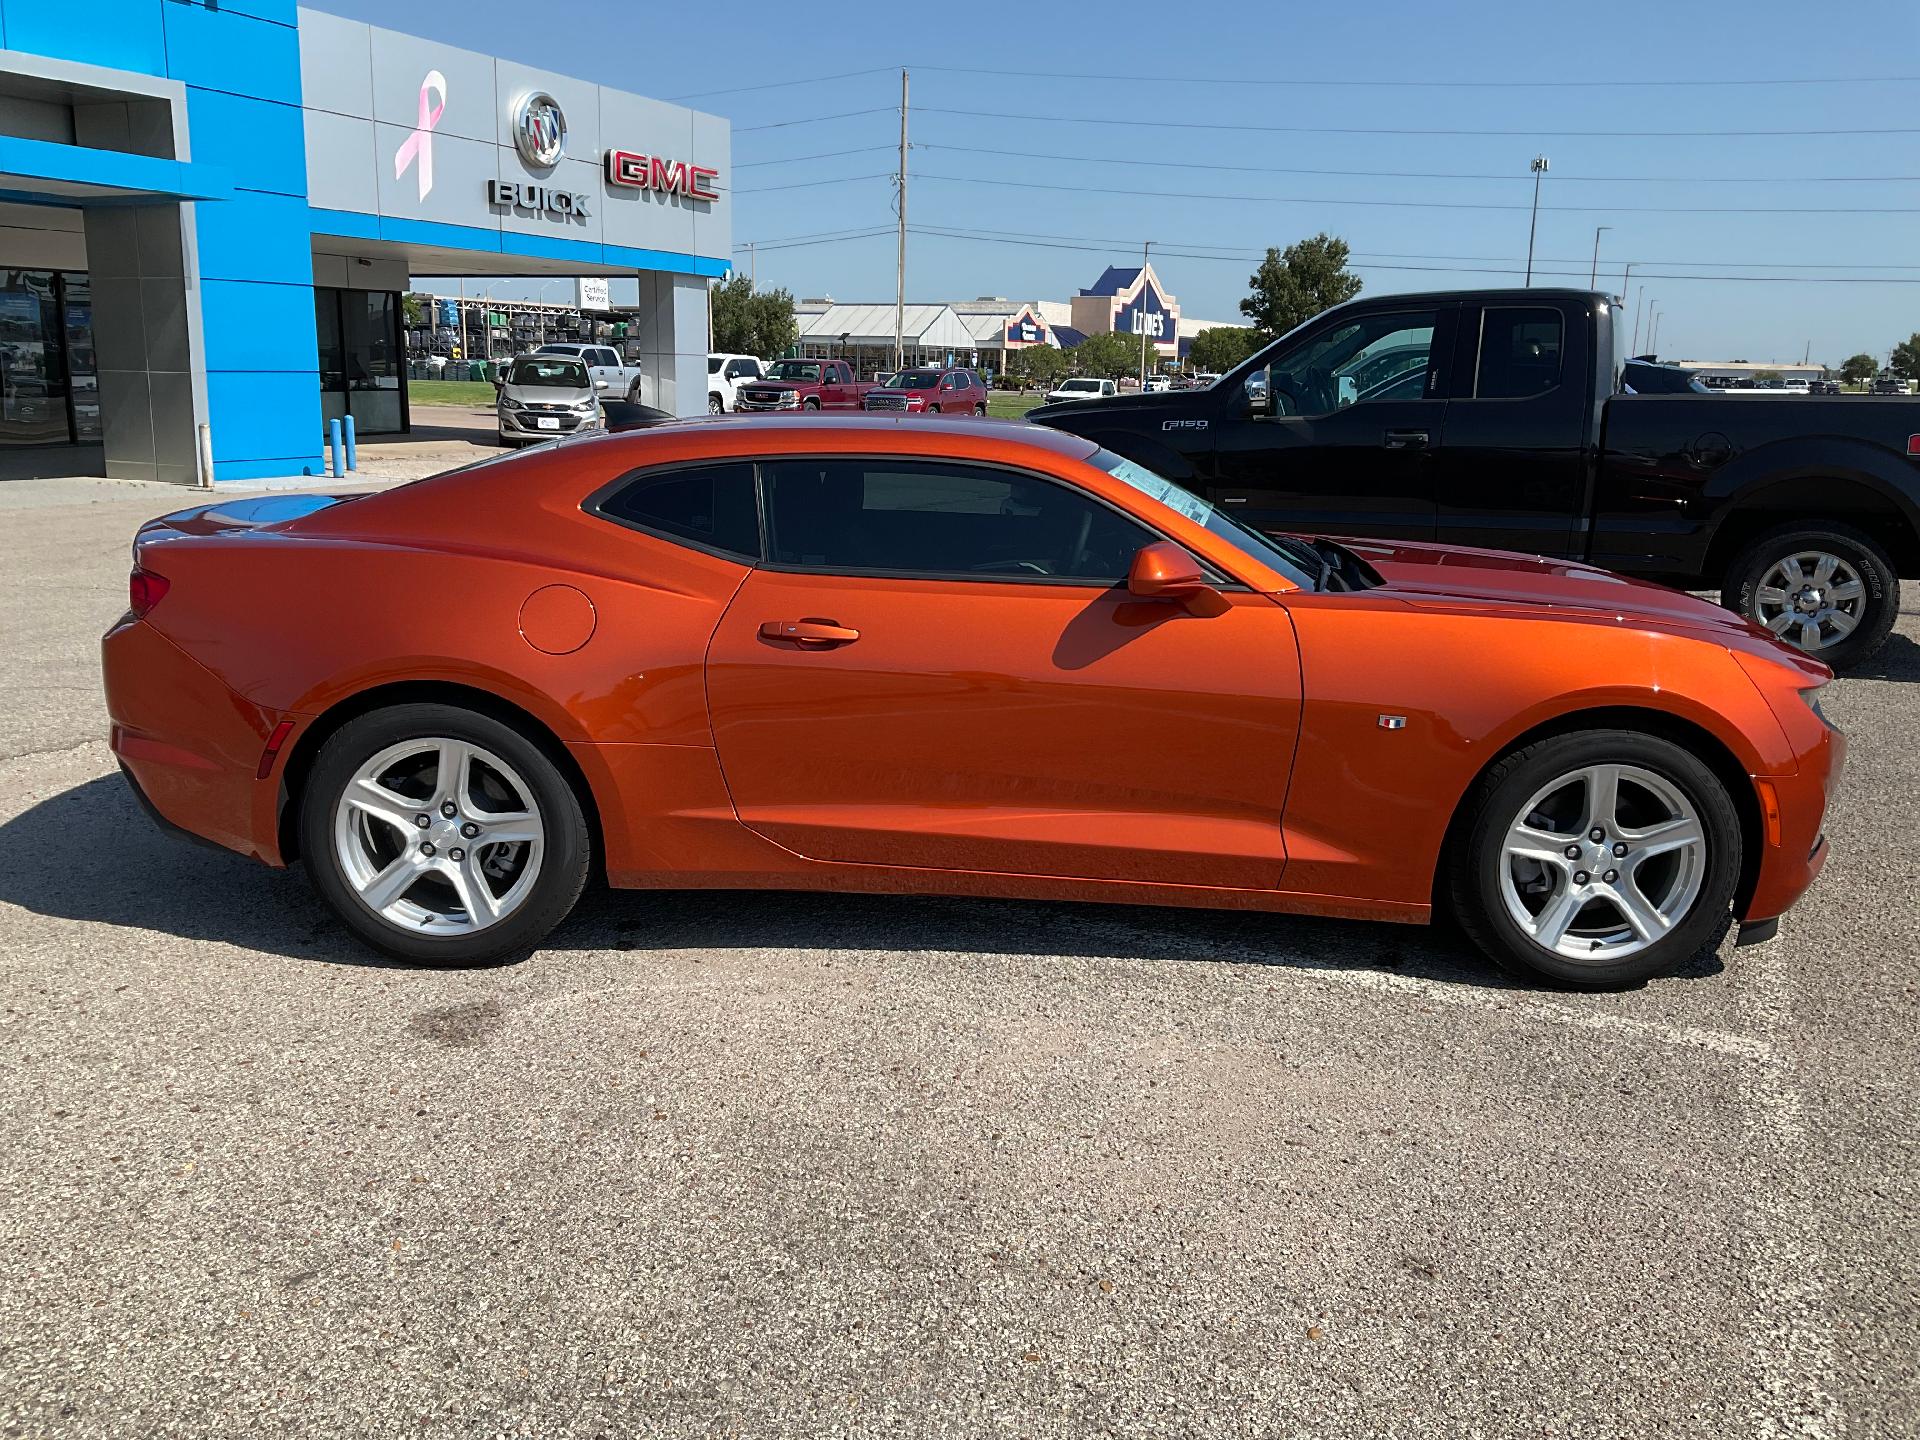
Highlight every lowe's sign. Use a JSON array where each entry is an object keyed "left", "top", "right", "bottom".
[{"left": 1121, "top": 279, "right": 1176, "bottom": 345}]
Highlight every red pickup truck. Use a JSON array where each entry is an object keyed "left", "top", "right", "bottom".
[{"left": 735, "top": 359, "right": 877, "bottom": 412}]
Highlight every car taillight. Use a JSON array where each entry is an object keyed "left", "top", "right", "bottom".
[
  {"left": 1906, "top": 433, "right": 1919, "bottom": 457},
  {"left": 128, "top": 566, "right": 169, "bottom": 617}
]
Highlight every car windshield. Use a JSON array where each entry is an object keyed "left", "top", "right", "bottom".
[
  {"left": 1060, "top": 379, "right": 1101, "bottom": 392},
  {"left": 1091, "top": 450, "right": 1316, "bottom": 589},
  {"left": 888, "top": 370, "right": 941, "bottom": 388},
  {"left": 508, "top": 357, "right": 588, "bottom": 388},
  {"left": 766, "top": 361, "right": 821, "bottom": 382}
]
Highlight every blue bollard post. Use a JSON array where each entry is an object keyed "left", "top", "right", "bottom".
[
  {"left": 343, "top": 414, "right": 357, "bottom": 472},
  {"left": 328, "top": 418, "right": 342, "bottom": 478}
]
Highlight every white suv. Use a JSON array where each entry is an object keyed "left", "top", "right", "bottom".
[{"left": 708, "top": 354, "right": 765, "bottom": 413}]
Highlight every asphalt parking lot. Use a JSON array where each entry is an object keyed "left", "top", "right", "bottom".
[{"left": 2, "top": 476, "right": 1915, "bottom": 1439}]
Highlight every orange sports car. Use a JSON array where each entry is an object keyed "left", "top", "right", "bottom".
[{"left": 102, "top": 416, "right": 1841, "bottom": 988}]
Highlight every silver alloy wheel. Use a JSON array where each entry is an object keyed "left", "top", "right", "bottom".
[
  {"left": 708, "top": 393, "right": 724, "bottom": 413},
  {"left": 332, "top": 737, "right": 545, "bottom": 934},
  {"left": 1753, "top": 549, "right": 1865, "bottom": 652},
  {"left": 1499, "top": 762, "right": 1707, "bottom": 964}
]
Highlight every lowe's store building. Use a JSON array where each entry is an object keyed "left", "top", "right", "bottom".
[{"left": 0, "top": 2, "right": 729, "bottom": 482}]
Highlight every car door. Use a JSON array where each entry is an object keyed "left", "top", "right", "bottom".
[
  {"left": 704, "top": 454, "right": 1303, "bottom": 890},
  {"left": 1208, "top": 305, "right": 1455, "bottom": 542},
  {"left": 1429, "top": 301, "right": 1588, "bottom": 558}
]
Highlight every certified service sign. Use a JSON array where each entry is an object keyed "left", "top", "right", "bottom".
[{"left": 512, "top": 91, "right": 567, "bottom": 168}]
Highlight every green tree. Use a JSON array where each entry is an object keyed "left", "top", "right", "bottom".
[
  {"left": 1009, "top": 345, "right": 1069, "bottom": 386},
  {"left": 1890, "top": 333, "right": 1920, "bottom": 379},
  {"left": 1187, "top": 326, "right": 1264, "bottom": 374},
  {"left": 1839, "top": 353, "right": 1879, "bottom": 387},
  {"left": 1239, "top": 233, "right": 1363, "bottom": 340},
  {"left": 710, "top": 273, "right": 799, "bottom": 359},
  {"left": 402, "top": 292, "right": 430, "bottom": 328},
  {"left": 1068, "top": 331, "right": 1145, "bottom": 379}
]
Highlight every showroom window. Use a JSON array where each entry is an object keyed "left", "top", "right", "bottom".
[
  {"left": 760, "top": 458, "right": 1154, "bottom": 581},
  {"left": 0, "top": 269, "right": 93, "bottom": 449}
]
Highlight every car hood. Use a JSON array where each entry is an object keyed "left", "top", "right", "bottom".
[
  {"left": 501, "top": 383, "right": 593, "bottom": 406},
  {"left": 1031, "top": 389, "right": 1195, "bottom": 423},
  {"left": 1339, "top": 536, "right": 1774, "bottom": 642}
]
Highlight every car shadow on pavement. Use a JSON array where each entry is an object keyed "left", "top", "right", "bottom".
[
  {"left": 1, "top": 775, "right": 1727, "bottom": 993},
  {"left": 1850, "top": 628, "right": 1920, "bottom": 683}
]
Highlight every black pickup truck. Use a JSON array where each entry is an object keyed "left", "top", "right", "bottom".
[{"left": 1031, "top": 288, "right": 1920, "bottom": 669}]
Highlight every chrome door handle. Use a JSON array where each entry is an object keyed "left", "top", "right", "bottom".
[
  {"left": 759, "top": 618, "right": 861, "bottom": 647},
  {"left": 1383, "top": 429, "right": 1431, "bottom": 450}
]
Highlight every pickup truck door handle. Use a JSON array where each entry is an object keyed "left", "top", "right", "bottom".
[
  {"left": 1382, "top": 429, "right": 1431, "bottom": 451},
  {"left": 759, "top": 618, "right": 861, "bottom": 648}
]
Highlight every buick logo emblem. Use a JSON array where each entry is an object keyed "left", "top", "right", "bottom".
[{"left": 512, "top": 91, "right": 566, "bottom": 168}]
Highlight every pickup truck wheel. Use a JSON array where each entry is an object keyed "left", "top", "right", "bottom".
[
  {"left": 1449, "top": 730, "right": 1740, "bottom": 990},
  {"left": 803, "top": 398, "right": 819, "bottom": 411},
  {"left": 1723, "top": 521, "right": 1898, "bottom": 670},
  {"left": 626, "top": 380, "right": 644, "bottom": 403},
  {"left": 708, "top": 393, "right": 725, "bottom": 414}
]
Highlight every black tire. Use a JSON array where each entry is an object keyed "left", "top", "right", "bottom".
[
  {"left": 300, "top": 703, "right": 590, "bottom": 965},
  {"left": 708, "top": 393, "right": 725, "bottom": 414},
  {"left": 974, "top": 403, "right": 988, "bottom": 417},
  {"left": 802, "top": 398, "right": 820, "bottom": 411},
  {"left": 627, "top": 380, "right": 644, "bottom": 404},
  {"left": 1722, "top": 520, "right": 1899, "bottom": 671},
  {"left": 1449, "top": 730, "right": 1741, "bottom": 990}
]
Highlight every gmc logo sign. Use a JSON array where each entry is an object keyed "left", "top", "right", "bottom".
[{"left": 605, "top": 149, "right": 720, "bottom": 203}]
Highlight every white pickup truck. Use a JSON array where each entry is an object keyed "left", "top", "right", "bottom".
[
  {"left": 708, "top": 353, "right": 766, "bottom": 412},
  {"left": 534, "top": 343, "right": 645, "bottom": 403}
]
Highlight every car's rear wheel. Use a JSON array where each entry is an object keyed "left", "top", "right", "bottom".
[
  {"left": 708, "top": 393, "right": 725, "bottom": 414},
  {"left": 1450, "top": 730, "right": 1741, "bottom": 989},
  {"left": 627, "top": 380, "right": 644, "bottom": 403},
  {"left": 974, "top": 402, "right": 987, "bottom": 416},
  {"left": 1722, "top": 521, "right": 1897, "bottom": 670},
  {"left": 300, "top": 704, "right": 589, "bottom": 964}
]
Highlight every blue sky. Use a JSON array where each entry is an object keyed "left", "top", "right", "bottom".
[{"left": 326, "top": 0, "right": 1920, "bottom": 367}]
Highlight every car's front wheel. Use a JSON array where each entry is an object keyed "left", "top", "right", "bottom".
[
  {"left": 300, "top": 704, "right": 590, "bottom": 964},
  {"left": 708, "top": 393, "right": 725, "bottom": 414},
  {"left": 1450, "top": 730, "right": 1741, "bottom": 988}
]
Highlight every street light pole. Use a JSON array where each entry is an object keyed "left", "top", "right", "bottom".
[
  {"left": 1648, "top": 304, "right": 1663, "bottom": 357},
  {"left": 1589, "top": 225, "right": 1611, "bottom": 287},
  {"left": 1525, "top": 155, "right": 1550, "bottom": 287},
  {"left": 1138, "top": 240, "right": 1153, "bottom": 390}
]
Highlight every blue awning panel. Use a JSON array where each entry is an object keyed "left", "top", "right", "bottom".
[{"left": 0, "top": 135, "right": 233, "bottom": 205}]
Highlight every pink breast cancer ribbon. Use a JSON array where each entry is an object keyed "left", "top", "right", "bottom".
[{"left": 394, "top": 70, "right": 447, "bottom": 200}]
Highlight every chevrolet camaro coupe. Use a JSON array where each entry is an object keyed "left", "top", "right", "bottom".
[{"left": 103, "top": 417, "right": 1841, "bottom": 988}]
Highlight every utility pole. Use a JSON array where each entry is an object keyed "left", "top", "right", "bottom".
[
  {"left": 894, "top": 68, "right": 908, "bottom": 375},
  {"left": 1525, "top": 155, "right": 1549, "bottom": 287},
  {"left": 1630, "top": 284, "right": 1645, "bottom": 354},
  {"left": 1138, "top": 240, "right": 1153, "bottom": 389},
  {"left": 746, "top": 242, "right": 756, "bottom": 291},
  {"left": 1589, "top": 226, "right": 1611, "bottom": 287}
]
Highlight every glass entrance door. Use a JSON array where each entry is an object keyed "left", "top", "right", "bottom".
[
  {"left": 0, "top": 270, "right": 71, "bottom": 447},
  {"left": 316, "top": 287, "right": 410, "bottom": 435}
]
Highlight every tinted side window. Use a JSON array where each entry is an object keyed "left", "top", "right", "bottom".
[
  {"left": 1475, "top": 308, "right": 1564, "bottom": 399},
  {"left": 761, "top": 459, "right": 1153, "bottom": 582},
  {"left": 595, "top": 462, "right": 760, "bottom": 559},
  {"left": 1255, "top": 310, "right": 1439, "bottom": 418}
]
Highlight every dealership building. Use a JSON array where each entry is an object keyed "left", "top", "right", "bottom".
[{"left": 0, "top": 1, "right": 729, "bottom": 482}]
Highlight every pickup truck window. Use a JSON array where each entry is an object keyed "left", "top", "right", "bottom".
[
  {"left": 726, "top": 359, "right": 758, "bottom": 380},
  {"left": 767, "top": 361, "right": 822, "bottom": 382},
  {"left": 1474, "top": 308, "right": 1564, "bottom": 399},
  {"left": 1259, "top": 310, "right": 1439, "bottom": 418}
]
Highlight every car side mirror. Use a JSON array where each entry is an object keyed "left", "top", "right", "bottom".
[
  {"left": 1127, "top": 541, "right": 1229, "bottom": 617},
  {"left": 1246, "top": 374, "right": 1274, "bottom": 420}
]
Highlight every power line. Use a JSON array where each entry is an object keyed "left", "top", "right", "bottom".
[
  {"left": 913, "top": 64, "right": 1920, "bottom": 91},
  {"left": 735, "top": 227, "right": 898, "bottom": 254},
  {"left": 905, "top": 225, "right": 1920, "bottom": 283},
  {"left": 734, "top": 107, "right": 895, "bottom": 133},
  {"left": 915, "top": 171, "right": 1920, "bottom": 215},
  {"left": 668, "top": 67, "right": 898, "bottom": 102},
  {"left": 734, "top": 221, "right": 902, "bottom": 247},
  {"left": 733, "top": 172, "right": 892, "bottom": 195},
  {"left": 915, "top": 105, "right": 1920, "bottom": 139},
  {"left": 912, "top": 141, "right": 1920, "bottom": 187},
  {"left": 734, "top": 145, "right": 896, "bottom": 170},
  {"left": 908, "top": 226, "right": 1920, "bottom": 284}
]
